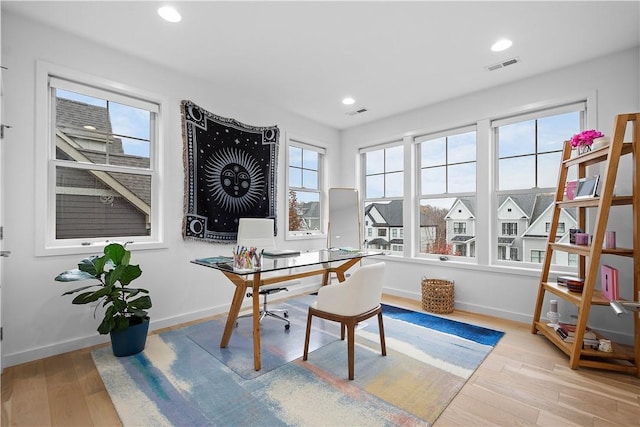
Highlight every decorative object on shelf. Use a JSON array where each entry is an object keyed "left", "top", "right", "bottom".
[
  {"left": 565, "top": 180, "right": 577, "bottom": 200},
  {"left": 546, "top": 299, "right": 560, "bottom": 326},
  {"left": 600, "top": 265, "right": 620, "bottom": 301},
  {"left": 570, "top": 129, "right": 604, "bottom": 155},
  {"left": 604, "top": 231, "right": 617, "bottom": 249},
  {"left": 575, "top": 232, "right": 589, "bottom": 246},
  {"left": 591, "top": 136, "right": 610, "bottom": 150},
  {"left": 598, "top": 339, "right": 613, "bottom": 352},
  {"left": 569, "top": 228, "right": 583, "bottom": 244},
  {"left": 564, "top": 277, "right": 585, "bottom": 293},
  {"left": 573, "top": 175, "right": 600, "bottom": 199},
  {"left": 55, "top": 242, "right": 152, "bottom": 357}
]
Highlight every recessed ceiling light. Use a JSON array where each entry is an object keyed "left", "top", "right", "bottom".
[
  {"left": 158, "top": 6, "right": 181, "bottom": 23},
  {"left": 491, "top": 39, "right": 512, "bottom": 52},
  {"left": 342, "top": 97, "right": 355, "bottom": 105}
]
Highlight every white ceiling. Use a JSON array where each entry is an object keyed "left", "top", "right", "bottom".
[{"left": 4, "top": 1, "right": 640, "bottom": 130}]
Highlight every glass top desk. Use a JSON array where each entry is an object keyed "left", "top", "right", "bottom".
[{"left": 191, "top": 249, "right": 383, "bottom": 371}]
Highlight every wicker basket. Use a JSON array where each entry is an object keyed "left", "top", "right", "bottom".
[{"left": 421, "top": 278, "right": 454, "bottom": 314}]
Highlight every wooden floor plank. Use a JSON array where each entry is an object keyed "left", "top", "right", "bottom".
[
  {"left": 9, "top": 361, "right": 51, "bottom": 426},
  {"left": 2, "top": 293, "right": 639, "bottom": 426}
]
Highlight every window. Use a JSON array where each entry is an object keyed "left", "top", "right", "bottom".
[
  {"left": 494, "top": 103, "right": 583, "bottom": 265},
  {"left": 362, "top": 143, "right": 404, "bottom": 254},
  {"left": 546, "top": 222, "right": 566, "bottom": 234},
  {"left": 417, "top": 127, "right": 476, "bottom": 259},
  {"left": 531, "top": 250, "right": 545, "bottom": 263},
  {"left": 453, "top": 222, "right": 467, "bottom": 234},
  {"left": 39, "top": 71, "right": 162, "bottom": 253},
  {"left": 287, "top": 138, "right": 325, "bottom": 236},
  {"left": 502, "top": 222, "right": 518, "bottom": 236}
]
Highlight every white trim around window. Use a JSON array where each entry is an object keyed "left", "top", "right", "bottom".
[
  {"left": 285, "top": 134, "right": 327, "bottom": 240},
  {"left": 35, "top": 61, "right": 167, "bottom": 256}
]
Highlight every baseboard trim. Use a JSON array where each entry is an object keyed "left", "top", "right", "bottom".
[{"left": 2, "top": 283, "right": 319, "bottom": 368}]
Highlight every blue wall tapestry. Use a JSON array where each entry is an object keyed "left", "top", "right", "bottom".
[{"left": 181, "top": 100, "right": 279, "bottom": 243}]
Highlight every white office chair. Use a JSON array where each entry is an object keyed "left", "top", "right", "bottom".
[
  {"left": 303, "top": 262, "right": 387, "bottom": 380},
  {"left": 235, "top": 218, "right": 290, "bottom": 330}
]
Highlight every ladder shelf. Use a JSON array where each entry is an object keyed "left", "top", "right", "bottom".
[{"left": 531, "top": 113, "right": 640, "bottom": 377}]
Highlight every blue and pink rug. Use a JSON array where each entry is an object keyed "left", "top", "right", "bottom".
[{"left": 92, "top": 295, "right": 504, "bottom": 426}]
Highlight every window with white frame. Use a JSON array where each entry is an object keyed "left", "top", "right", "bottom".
[
  {"left": 362, "top": 143, "right": 403, "bottom": 254},
  {"left": 417, "top": 127, "right": 477, "bottom": 258},
  {"left": 531, "top": 250, "right": 545, "bottom": 263},
  {"left": 287, "top": 139, "right": 324, "bottom": 236},
  {"left": 494, "top": 103, "right": 583, "bottom": 265},
  {"left": 44, "top": 75, "right": 160, "bottom": 250}
]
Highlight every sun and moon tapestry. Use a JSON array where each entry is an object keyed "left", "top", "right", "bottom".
[{"left": 181, "top": 100, "right": 278, "bottom": 243}]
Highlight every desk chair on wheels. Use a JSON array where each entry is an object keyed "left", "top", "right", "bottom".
[{"left": 235, "top": 218, "right": 290, "bottom": 330}]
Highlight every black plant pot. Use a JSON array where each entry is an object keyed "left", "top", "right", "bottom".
[{"left": 110, "top": 317, "right": 150, "bottom": 357}]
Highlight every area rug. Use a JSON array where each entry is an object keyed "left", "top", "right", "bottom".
[{"left": 92, "top": 296, "right": 504, "bottom": 426}]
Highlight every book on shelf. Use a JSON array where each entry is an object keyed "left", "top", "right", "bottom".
[
  {"left": 600, "top": 264, "right": 620, "bottom": 301},
  {"left": 554, "top": 323, "right": 599, "bottom": 348},
  {"left": 554, "top": 322, "right": 597, "bottom": 339}
]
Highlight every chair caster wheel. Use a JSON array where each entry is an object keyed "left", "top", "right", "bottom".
[
  {"left": 284, "top": 312, "right": 289, "bottom": 318},
  {"left": 285, "top": 324, "right": 290, "bottom": 330}
]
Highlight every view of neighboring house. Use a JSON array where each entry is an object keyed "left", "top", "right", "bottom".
[
  {"left": 444, "top": 198, "right": 476, "bottom": 257},
  {"left": 363, "top": 194, "right": 577, "bottom": 265},
  {"left": 364, "top": 200, "right": 404, "bottom": 251},
  {"left": 292, "top": 200, "right": 321, "bottom": 231},
  {"left": 55, "top": 98, "right": 151, "bottom": 239}
]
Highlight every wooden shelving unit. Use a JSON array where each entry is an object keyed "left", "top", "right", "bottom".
[{"left": 531, "top": 113, "right": 640, "bottom": 377}]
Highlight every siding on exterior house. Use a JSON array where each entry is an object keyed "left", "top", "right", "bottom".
[{"left": 55, "top": 98, "right": 151, "bottom": 239}]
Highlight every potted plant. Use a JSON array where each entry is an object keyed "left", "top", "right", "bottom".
[{"left": 55, "top": 242, "right": 152, "bottom": 356}]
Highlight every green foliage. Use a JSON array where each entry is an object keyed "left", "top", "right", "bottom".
[{"left": 55, "top": 243, "right": 152, "bottom": 334}]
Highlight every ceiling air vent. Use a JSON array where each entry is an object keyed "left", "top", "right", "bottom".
[
  {"left": 485, "top": 57, "right": 520, "bottom": 71},
  {"left": 346, "top": 108, "right": 368, "bottom": 116}
]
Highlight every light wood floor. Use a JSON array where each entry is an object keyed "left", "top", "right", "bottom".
[{"left": 2, "top": 294, "right": 639, "bottom": 426}]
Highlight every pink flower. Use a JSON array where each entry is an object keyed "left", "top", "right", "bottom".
[{"left": 570, "top": 129, "right": 604, "bottom": 147}]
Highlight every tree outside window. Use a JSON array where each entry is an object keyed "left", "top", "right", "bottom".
[
  {"left": 288, "top": 141, "right": 324, "bottom": 235},
  {"left": 418, "top": 129, "right": 476, "bottom": 258}
]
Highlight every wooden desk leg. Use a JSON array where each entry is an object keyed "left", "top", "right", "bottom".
[
  {"left": 252, "top": 272, "right": 262, "bottom": 371},
  {"left": 334, "top": 257, "right": 361, "bottom": 282},
  {"left": 322, "top": 270, "right": 330, "bottom": 286},
  {"left": 220, "top": 276, "right": 247, "bottom": 348}
]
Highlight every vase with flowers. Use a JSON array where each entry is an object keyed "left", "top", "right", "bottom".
[{"left": 570, "top": 129, "right": 604, "bottom": 155}]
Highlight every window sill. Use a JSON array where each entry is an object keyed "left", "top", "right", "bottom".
[
  {"left": 285, "top": 233, "right": 327, "bottom": 242},
  {"left": 36, "top": 240, "right": 168, "bottom": 257}
]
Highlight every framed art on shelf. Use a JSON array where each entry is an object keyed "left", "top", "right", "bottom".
[
  {"left": 600, "top": 264, "right": 619, "bottom": 301},
  {"left": 573, "top": 175, "right": 600, "bottom": 199}
]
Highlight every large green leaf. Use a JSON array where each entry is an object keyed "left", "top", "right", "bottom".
[
  {"left": 55, "top": 269, "right": 96, "bottom": 282},
  {"left": 119, "top": 265, "right": 142, "bottom": 286},
  {"left": 129, "top": 295, "right": 152, "bottom": 310},
  {"left": 71, "top": 291, "right": 101, "bottom": 304},
  {"left": 104, "top": 243, "right": 127, "bottom": 266},
  {"left": 62, "top": 284, "right": 99, "bottom": 296},
  {"left": 113, "top": 316, "right": 130, "bottom": 332}
]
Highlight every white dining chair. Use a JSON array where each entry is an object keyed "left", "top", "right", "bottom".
[{"left": 303, "top": 262, "right": 386, "bottom": 380}]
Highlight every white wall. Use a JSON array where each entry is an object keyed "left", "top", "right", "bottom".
[
  {"left": 2, "top": 10, "right": 639, "bottom": 368},
  {"left": 345, "top": 47, "right": 640, "bottom": 342},
  {"left": 1, "top": 11, "right": 339, "bottom": 367}
]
